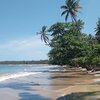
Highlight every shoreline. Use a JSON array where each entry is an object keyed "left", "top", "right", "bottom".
[{"left": 0, "top": 66, "right": 99, "bottom": 100}]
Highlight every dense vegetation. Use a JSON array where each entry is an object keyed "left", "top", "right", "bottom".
[
  {"left": 37, "top": 0, "right": 100, "bottom": 70},
  {"left": 48, "top": 20, "right": 100, "bottom": 69}
]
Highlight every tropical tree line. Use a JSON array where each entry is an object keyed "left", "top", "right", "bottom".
[{"left": 37, "top": 0, "right": 100, "bottom": 70}]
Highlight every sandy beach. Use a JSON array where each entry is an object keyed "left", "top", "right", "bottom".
[{"left": 0, "top": 68, "right": 100, "bottom": 100}]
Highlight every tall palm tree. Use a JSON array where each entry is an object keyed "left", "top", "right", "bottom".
[
  {"left": 37, "top": 26, "right": 49, "bottom": 44},
  {"left": 61, "top": 0, "right": 81, "bottom": 22}
]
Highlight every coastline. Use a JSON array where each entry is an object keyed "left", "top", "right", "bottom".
[{"left": 0, "top": 67, "right": 99, "bottom": 100}]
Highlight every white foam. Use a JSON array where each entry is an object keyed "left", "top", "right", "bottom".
[
  {"left": 0, "top": 72, "right": 41, "bottom": 82},
  {"left": 94, "top": 74, "right": 100, "bottom": 77},
  {"left": 94, "top": 78, "right": 100, "bottom": 82},
  {"left": 42, "top": 65, "right": 59, "bottom": 68}
]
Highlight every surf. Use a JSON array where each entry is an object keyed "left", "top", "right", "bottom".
[{"left": 0, "top": 72, "right": 41, "bottom": 82}]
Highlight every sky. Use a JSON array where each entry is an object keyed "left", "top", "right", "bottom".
[{"left": 0, "top": 0, "right": 100, "bottom": 61}]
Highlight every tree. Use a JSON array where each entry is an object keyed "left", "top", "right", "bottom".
[
  {"left": 48, "top": 22, "right": 65, "bottom": 36},
  {"left": 95, "top": 18, "right": 100, "bottom": 44},
  {"left": 48, "top": 21, "right": 85, "bottom": 65},
  {"left": 37, "top": 26, "right": 49, "bottom": 44},
  {"left": 91, "top": 44, "right": 100, "bottom": 66},
  {"left": 36, "top": 1, "right": 100, "bottom": 70},
  {"left": 61, "top": 0, "right": 81, "bottom": 22}
]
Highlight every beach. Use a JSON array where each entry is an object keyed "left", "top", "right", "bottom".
[{"left": 0, "top": 65, "right": 100, "bottom": 100}]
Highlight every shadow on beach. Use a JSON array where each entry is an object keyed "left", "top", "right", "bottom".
[
  {"left": 0, "top": 68, "right": 99, "bottom": 100},
  {"left": 19, "top": 92, "right": 51, "bottom": 100},
  {"left": 0, "top": 82, "right": 51, "bottom": 100},
  {"left": 57, "top": 91, "right": 100, "bottom": 100},
  {"left": 0, "top": 82, "right": 34, "bottom": 91}
]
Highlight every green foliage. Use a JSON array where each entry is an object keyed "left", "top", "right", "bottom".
[
  {"left": 92, "top": 56, "right": 100, "bottom": 65},
  {"left": 48, "top": 22, "right": 66, "bottom": 36},
  {"left": 95, "top": 18, "right": 100, "bottom": 44},
  {"left": 37, "top": 20, "right": 100, "bottom": 69},
  {"left": 71, "top": 57, "right": 89, "bottom": 66},
  {"left": 47, "top": 21, "right": 100, "bottom": 68},
  {"left": 91, "top": 44, "right": 100, "bottom": 66},
  {"left": 48, "top": 21, "right": 86, "bottom": 65},
  {"left": 37, "top": 0, "right": 100, "bottom": 70}
]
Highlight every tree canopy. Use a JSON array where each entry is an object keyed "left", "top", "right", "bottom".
[{"left": 37, "top": 0, "right": 100, "bottom": 70}]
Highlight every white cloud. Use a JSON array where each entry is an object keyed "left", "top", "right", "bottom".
[
  {"left": 0, "top": 36, "right": 50, "bottom": 60},
  {"left": 0, "top": 36, "right": 44, "bottom": 50}
]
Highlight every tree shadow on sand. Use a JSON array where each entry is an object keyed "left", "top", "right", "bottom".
[
  {"left": 0, "top": 82, "right": 72, "bottom": 90},
  {"left": 0, "top": 82, "right": 35, "bottom": 91},
  {"left": 0, "top": 82, "right": 52, "bottom": 100},
  {"left": 19, "top": 92, "right": 51, "bottom": 100},
  {"left": 57, "top": 91, "right": 100, "bottom": 100},
  {"left": 48, "top": 75, "right": 81, "bottom": 79}
]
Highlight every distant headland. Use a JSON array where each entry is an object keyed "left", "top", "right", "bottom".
[{"left": 0, "top": 60, "right": 48, "bottom": 64}]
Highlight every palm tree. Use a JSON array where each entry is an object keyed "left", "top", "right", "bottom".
[
  {"left": 61, "top": 0, "right": 81, "bottom": 22},
  {"left": 48, "top": 22, "right": 65, "bottom": 36},
  {"left": 37, "top": 26, "right": 49, "bottom": 44}
]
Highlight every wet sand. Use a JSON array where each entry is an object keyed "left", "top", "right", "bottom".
[{"left": 0, "top": 69, "right": 100, "bottom": 100}]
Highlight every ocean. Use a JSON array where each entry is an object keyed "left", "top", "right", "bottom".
[
  {"left": 0, "top": 64, "right": 100, "bottom": 99},
  {"left": 0, "top": 64, "right": 58, "bottom": 82}
]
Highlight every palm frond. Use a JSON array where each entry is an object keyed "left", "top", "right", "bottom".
[
  {"left": 65, "top": 12, "right": 69, "bottom": 22},
  {"left": 42, "top": 26, "right": 47, "bottom": 32},
  {"left": 37, "top": 32, "right": 41, "bottom": 35},
  {"left": 61, "top": 0, "right": 81, "bottom": 22},
  {"left": 61, "top": 10, "right": 67, "bottom": 16},
  {"left": 61, "top": 5, "right": 67, "bottom": 9},
  {"left": 44, "top": 36, "right": 49, "bottom": 44},
  {"left": 37, "top": 26, "right": 49, "bottom": 44}
]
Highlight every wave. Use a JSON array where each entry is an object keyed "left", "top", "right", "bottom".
[{"left": 0, "top": 72, "right": 41, "bottom": 82}]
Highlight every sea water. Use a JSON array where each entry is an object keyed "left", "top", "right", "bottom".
[{"left": 0, "top": 64, "right": 58, "bottom": 82}]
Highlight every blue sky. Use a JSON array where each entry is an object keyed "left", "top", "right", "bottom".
[{"left": 0, "top": 0, "right": 100, "bottom": 61}]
